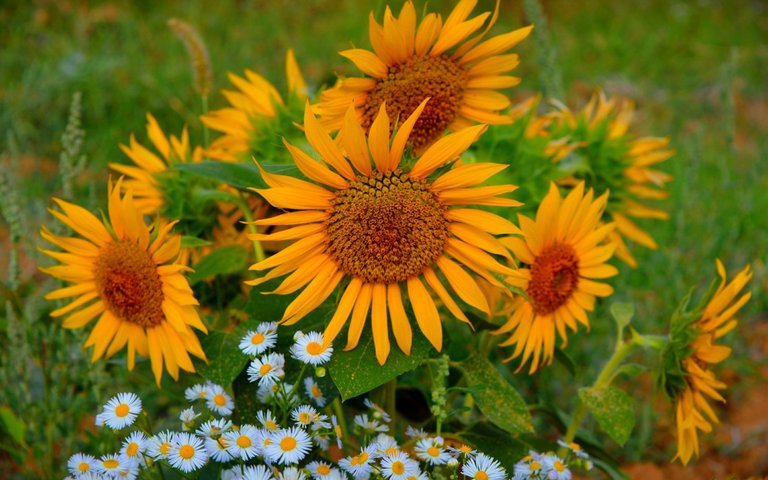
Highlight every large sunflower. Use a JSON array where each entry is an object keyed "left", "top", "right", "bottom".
[
  {"left": 317, "top": 0, "right": 532, "bottom": 151},
  {"left": 246, "top": 101, "right": 520, "bottom": 364},
  {"left": 40, "top": 178, "right": 207, "bottom": 384},
  {"left": 671, "top": 260, "right": 752, "bottom": 465},
  {"left": 200, "top": 49, "right": 307, "bottom": 162},
  {"left": 496, "top": 182, "right": 618, "bottom": 373},
  {"left": 109, "top": 113, "right": 203, "bottom": 215}
]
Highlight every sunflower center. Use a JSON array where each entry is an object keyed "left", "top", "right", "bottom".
[
  {"left": 94, "top": 240, "right": 165, "bottom": 327},
  {"left": 326, "top": 169, "right": 449, "bottom": 284},
  {"left": 362, "top": 55, "right": 467, "bottom": 150},
  {"left": 527, "top": 243, "right": 579, "bottom": 315}
]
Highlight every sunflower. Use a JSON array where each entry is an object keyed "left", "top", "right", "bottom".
[
  {"left": 671, "top": 260, "right": 752, "bottom": 465},
  {"left": 40, "top": 178, "right": 207, "bottom": 384},
  {"left": 495, "top": 182, "right": 618, "bottom": 373},
  {"left": 546, "top": 92, "right": 674, "bottom": 267},
  {"left": 109, "top": 113, "right": 203, "bottom": 215},
  {"left": 201, "top": 49, "right": 307, "bottom": 162},
  {"left": 317, "top": 0, "right": 532, "bottom": 151},
  {"left": 246, "top": 101, "right": 520, "bottom": 364}
]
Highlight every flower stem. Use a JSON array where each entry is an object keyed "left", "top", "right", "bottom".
[
  {"left": 384, "top": 377, "right": 397, "bottom": 430},
  {"left": 234, "top": 192, "right": 265, "bottom": 262}
]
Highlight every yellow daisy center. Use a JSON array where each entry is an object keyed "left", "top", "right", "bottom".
[
  {"left": 392, "top": 461, "right": 406, "bottom": 475},
  {"left": 94, "top": 240, "right": 165, "bottom": 327},
  {"left": 530, "top": 461, "right": 541, "bottom": 470},
  {"left": 159, "top": 442, "right": 171, "bottom": 455},
  {"left": 265, "top": 420, "right": 277, "bottom": 430},
  {"left": 126, "top": 443, "right": 139, "bottom": 457},
  {"left": 114, "top": 403, "right": 130, "bottom": 417},
  {"left": 251, "top": 332, "right": 265, "bottom": 345},
  {"left": 280, "top": 436, "right": 297, "bottom": 451},
  {"left": 554, "top": 460, "right": 566, "bottom": 472},
  {"left": 214, "top": 394, "right": 227, "bottom": 406},
  {"left": 78, "top": 462, "right": 90, "bottom": 472},
  {"left": 311, "top": 385, "right": 323, "bottom": 398},
  {"left": 317, "top": 464, "right": 331, "bottom": 475},
  {"left": 179, "top": 444, "right": 195, "bottom": 460},
  {"left": 298, "top": 412, "right": 311, "bottom": 423},
  {"left": 259, "top": 363, "right": 273, "bottom": 376},
  {"left": 476, "top": 471, "right": 489, "bottom": 480},
  {"left": 237, "top": 435, "right": 252, "bottom": 448},
  {"left": 327, "top": 169, "right": 448, "bottom": 284},
  {"left": 527, "top": 243, "right": 579, "bottom": 315},
  {"left": 427, "top": 446, "right": 440, "bottom": 457},
  {"left": 351, "top": 452, "right": 369, "bottom": 465},
  {"left": 306, "top": 341, "right": 324, "bottom": 356},
  {"left": 362, "top": 55, "right": 467, "bottom": 150},
  {"left": 103, "top": 459, "right": 119, "bottom": 469}
]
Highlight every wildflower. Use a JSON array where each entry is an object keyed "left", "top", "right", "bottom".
[
  {"left": 205, "top": 435, "right": 234, "bottom": 463},
  {"left": 372, "top": 433, "right": 400, "bottom": 456},
  {"left": 240, "top": 464, "right": 275, "bottom": 480},
  {"left": 556, "top": 440, "right": 589, "bottom": 460},
  {"left": 304, "top": 377, "right": 327, "bottom": 407},
  {"left": 307, "top": 460, "right": 336, "bottom": 479},
  {"left": 318, "top": 1, "right": 532, "bottom": 150},
  {"left": 240, "top": 322, "right": 279, "bottom": 355},
  {"left": 354, "top": 413, "right": 389, "bottom": 433},
  {"left": 496, "top": 182, "right": 617, "bottom": 373},
  {"left": 338, "top": 445, "right": 377, "bottom": 478},
  {"left": 291, "top": 331, "right": 333, "bottom": 365},
  {"left": 207, "top": 383, "right": 234, "bottom": 416},
  {"left": 447, "top": 443, "right": 475, "bottom": 458},
  {"left": 541, "top": 454, "right": 571, "bottom": 480},
  {"left": 120, "top": 431, "right": 147, "bottom": 467},
  {"left": 168, "top": 432, "right": 208, "bottom": 472},
  {"left": 95, "top": 452, "right": 127, "bottom": 477},
  {"left": 100, "top": 392, "right": 142, "bottom": 430},
  {"left": 179, "top": 407, "right": 200, "bottom": 427},
  {"left": 331, "top": 415, "right": 343, "bottom": 449},
  {"left": 463, "top": 452, "right": 506, "bottom": 480},
  {"left": 247, "top": 102, "right": 518, "bottom": 366},
  {"left": 185, "top": 383, "right": 211, "bottom": 402},
  {"left": 265, "top": 426, "right": 313, "bottom": 465},
  {"left": 414, "top": 436, "right": 450, "bottom": 465},
  {"left": 258, "top": 381, "right": 296, "bottom": 404},
  {"left": 405, "top": 425, "right": 428, "bottom": 439},
  {"left": 364, "top": 398, "right": 391, "bottom": 423},
  {"left": 277, "top": 466, "right": 307, "bottom": 480},
  {"left": 67, "top": 452, "right": 98, "bottom": 476},
  {"left": 223, "top": 424, "right": 261, "bottom": 460},
  {"left": 292, "top": 404, "right": 319, "bottom": 427},
  {"left": 248, "top": 352, "right": 286, "bottom": 386},
  {"left": 197, "top": 418, "right": 233, "bottom": 438},
  {"left": 146, "top": 431, "right": 175, "bottom": 460},
  {"left": 380, "top": 451, "right": 419, "bottom": 480},
  {"left": 257, "top": 410, "right": 280, "bottom": 431},
  {"left": 40, "top": 178, "right": 207, "bottom": 384}
]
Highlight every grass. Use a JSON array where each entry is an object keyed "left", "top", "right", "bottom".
[{"left": 1, "top": 0, "right": 766, "bottom": 477}]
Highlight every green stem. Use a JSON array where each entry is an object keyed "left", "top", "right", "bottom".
[
  {"left": 234, "top": 192, "right": 265, "bottom": 262},
  {"left": 331, "top": 397, "right": 351, "bottom": 450},
  {"left": 559, "top": 339, "right": 635, "bottom": 454},
  {"left": 384, "top": 378, "right": 397, "bottom": 430}
]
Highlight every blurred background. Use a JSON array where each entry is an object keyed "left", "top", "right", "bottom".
[{"left": 1, "top": 0, "right": 766, "bottom": 478}]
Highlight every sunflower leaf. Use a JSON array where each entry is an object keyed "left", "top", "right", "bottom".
[
  {"left": 328, "top": 327, "right": 434, "bottom": 401},
  {"left": 195, "top": 330, "right": 250, "bottom": 386},
  {"left": 187, "top": 245, "right": 250, "bottom": 284},
  {"left": 458, "top": 422, "right": 528, "bottom": 471},
  {"left": 578, "top": 386, "right": 635, "bottom": 446},
  {"left": 173, "top": 161, "right": 302, "bottom": 190},
  {"left": 459, "top": 353, "right": 533, "bottom": 433}
]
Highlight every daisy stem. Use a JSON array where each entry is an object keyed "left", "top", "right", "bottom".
[
  {"left": 384, "top": 378, "right": 397, "bottom": 431},
  {"left": 234, "top": 192, "right": 265, "bottom": 262},
  {"left": 332, "top": 397, "right": 351, "bottom": 449}
]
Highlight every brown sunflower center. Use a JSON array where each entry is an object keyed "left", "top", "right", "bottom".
[
  {"left": 527, "top": 243, "right": 579, "bottom": 315},
  {"left": 362, "top": 55, "right": 467, "bottom": 150},
  {"left": 94, "top": 240, "right": 165, "bottom": 327},
  {"left": 326, "top": 169, "right": 449, "bottom": 284}
]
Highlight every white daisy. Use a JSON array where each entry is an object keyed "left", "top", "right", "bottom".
[
  {"left": 541, "top": 454, "right": 571, "bottom": 480},
  {"left": 304, "top": 377, "right": 327, "bottom": 407},
  {"left": 116, "top": 467, "right": 139, "bottom": 480},
  {"left": 120, "top": 431, "right": 147, "bottom": 467},
  {"left": 67, "top": 452, "right": 98, "bottom": 476},
  {"left": 338, "top": 445, "right": 376, "bottom": 478},
  {"left": 179, "top": 407, "right": 200, "bottom": 427},
  {"left": 68, "top": 473, "right": 103, "bottom": 480},
  {"left": 248, "top": 353, "right": 286, "bottom": 386},
  {"left": 331, "top": 415, "right": 343, "bottom": 450},
  {"left": 556, "top": 440, "right": 590, "bottom": 460},
  {"left": 277, "top": 466, "right": 307, "bottom": 480},
  {"left": 404, "top": 426, "right": 427, "bottom": 439},
  {"left": 414, "top": 437, "right": 449, "bottom": 465},
  {"left": 380, "top": 451, "right": 418, "bottom": 480},
  {"left": 206, "top": 383, "right": 234, "bottom": 416},
  {"left": 462, "top": 453, "right": 506, "bottom": 480},
  {"left": 223, "top": 423, "right": 261, "bottom": 460},
  {"left": 197, "top": 418, "right": 233, "bottom": 438},
  {"left": 264, "top": 426, "right": 312, "bottom": 465},
  {"left": 513, "top": 454, "right": 544, "bottom": 480},
  {"left": 146, "top": 430, "right": 175, "bottom": 460},
  {"left": 372, "top": 433, "right": 400, "bottom": 456},
  {"left": 239, "top": 322, "right": 278, "bottom": 356},
  {"left": 447, "top": 443, "right": 476, "bottom": 458},
  {"left": 311, "top": 413, "right": 331, "bottom": 431},
  {"left": 364, "top": 399, "right": 391, "bottom": 423},
  {"left": 353, "top": 413, "right": 388, "bottom": 433},
  {"left": 306, "top": 460, "right": 335, "bottom": 479},
  {"left": 257, "top": 410, "right": 280, "bottom": 431},
  {"left": 240, "top": 464, "right": 275, "bottom": 480},
  {"left": 101, "top": 392, "right": 142, "bottom": 430},
  {"left": 184, "top": 383, "right": 211, "bottom": 402},
  {"left": 291, "top": 404, "right": 318, "bottom": 427},
  {"left": 95, "top": 452, "right": 127, "bottom": 476},
  {"left": 205, "top": 435, "right": 234, "bottom": 463},
  {"left": 168, "top": 432, "right": 208, "bottom": 473},
  {"left": 290, "top": 331, "right": 332, "bottom": 365}
]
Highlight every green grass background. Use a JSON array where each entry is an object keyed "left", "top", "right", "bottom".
[{"left": 1, "top": 0, "right": 766, "bottom": 477}]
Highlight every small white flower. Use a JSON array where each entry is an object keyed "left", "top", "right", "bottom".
[
  {"left": 513, "top": 454, "right": 544, "bottom": 479},
  {"left": 95, "top": 452, "right": 127, "bottom": 476},
  {"left": 462, "top": 453, "right": 506, "bottom": 480},
  {"left": 338, "top": 445, "right": 376, "bottom": 478},
  {"left": 101, "top": 392, "right": 142, "bottom": 429},
  {"left": 364, "top": 399, "right": 391, "bottom": 423},
  {"left": 304, "top": 377, "right": 327, "bottom": 407},
  {"left": 248, "top": 353, "right": 286, "bottom": 386},
  {"left": 331, "top": 415, "right": 343, "bottom": 450},
  {"left": 146, "top": 430, "right": 175, "bottom": 460},
  {"left": 204, "top": 435, "right": 234, "bottom": 463},
  {"left": 290, "top": 331, "right": 333, "bottom": 365},
  {"left": 307, "top": 460, "right": 336, "bottom": 479},
  {"left": 291, "top": 404, "right": 318, "bottom": 427},
  {"left": 313, "top": 433, "right": 330, "bottom": 451},
  {"left": 541, "top": 454, "right": 571, "bottom": 480},
  {"left": 196, "top": 418, "right": 233, "bottom": 438},
  {"left": 120, "top": 431, "right": 147, "bottom": 466},
  {"left": 179, "top": 407, "right": 200, "bottom": 427},
  {"left": 184, "top": 383, "right": 211, "bottom": 402},
  {"left": 311, "top": 413, "right": 331, "bottom": 430},
  {"left": 264, "top": 426, "right": 312, "bottom": 465},
  {"left": 240, "top": 464, "right": 275, "bottom": 480},
  {"left": 404, "top": 425, "right": 427, "bottom": 439},
  {"left": 380, "top": 451, "right": 418, "bottom": 480},
  {"left": 556, "top": 439, "right": 590, "bottom": 460},
  {"left": 168, "top": 432, "right": 208, "bottom": 473},
  {"left": 257, "top": 410, "right": 280, "bottom": 431},
  {"left": 206, "top": 383, "right": 234, "bottom": 416},
  {"left": 223, "top": 423, "right": 261, "bottom": 460},
  {"left": 239, "top": 322, "right": 278, "bottom": 356},
  {"left": 414, "top": 437, "right": 449, "bottom": 465},
  {"left": 67, "top": 452, "right": 98, "bottom": 476},
  {"left": 447, "top": 443, "right": 476, "bottom": 458},
  {"left": 277, "top": 466, "right": 307, "bottom": 480},
  {"left": 353, "top": 413, "right": 388, "bottom": 433}
]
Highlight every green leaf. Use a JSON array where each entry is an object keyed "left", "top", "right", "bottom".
[
  {"left": 188, "top": 245, "right": 250, "bottom": 284},
  {"left": 460, "top": 354, "right": 533, "bottom": 433},
  {"left": 173, "top": 161, "right": 266, "bottom": 190},
  {"left": 195, "top": 330, "right": 250, "bottom": 386},
  {"left": 327, "top": 328, "right": 433, "bottom": 401},
  {"left": 458, "top": 422, "right": 528, "bottom": 471},
  {"left": 180, "top": 236, "right": 213, "bottom": 248},
  {"left": 610, "top": 302, "right": 634, "bottom": 330},
  {"left": 578, "top": 386, "right": 635, "bottom": 446},
  {"left": 0, "top": 406, "right": 26, "bottom": 447}
]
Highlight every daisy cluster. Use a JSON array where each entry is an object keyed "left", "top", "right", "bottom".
[{"left": 511, "top": 441, "right": 592, "bottom": 480}]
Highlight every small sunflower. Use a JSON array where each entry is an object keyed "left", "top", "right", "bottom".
[
  {"left": 317, "top": 0, "right": 532, "bottom": 151},
  {"left": 247, "top": 100, "right": 520, "bottom": 364},
  {"left": 40, "top": 178, "right": 207, "bottom": 384},
  {"left": 546, "top": 92, "right": 674, "bottom": 267},
  {"left": 110, "top": 113, "right": 203, "bottom": 215},
  {"left": 669, "top": 260, "right": 752, "bottom": 465},
  {"left": 496, "top": 182, "right": 618, "bottom": 373},
  {"left": 201, "top": 49, "right": 307, "bottom": 162}
]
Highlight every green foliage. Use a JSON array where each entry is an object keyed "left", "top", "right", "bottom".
[
  {"left": 578, "top": 386, "right": 635, "bottom": 446},
  {"left": 173, "top": 160, "right": 267, "bottom": 190},
  {"left": 187, "top": 245, "right": 250, "bottom": 285},
  {"left": 195, "top": 329, "right": 250, "bottom": 386},
  {"left": 459, "top": 353, "right": 533, "bottom": 434},
  {"left": 459, "top": 422, "right": 529, "bottom": 471}
]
